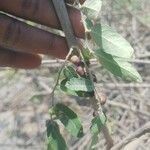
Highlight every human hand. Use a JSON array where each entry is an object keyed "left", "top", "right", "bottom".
[{"left": 0, "top": 0, "right": 85, "bottom": 69}]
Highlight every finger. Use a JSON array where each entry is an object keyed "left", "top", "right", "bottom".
[
  {"left": 0, "top": 14, "right": 69, "bottom": 59},
  {"left": 0, "top": 46, "right": 41, "bottom": 69},
  {"left": 0, "top": 0, "right": 85, "bottom": 38}
]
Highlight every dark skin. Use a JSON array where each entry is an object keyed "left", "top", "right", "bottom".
[{"left": 0, "top": 0, "right": 85, "bottom": 69}]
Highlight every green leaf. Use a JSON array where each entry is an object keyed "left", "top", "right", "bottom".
[
  {"left": 90, "top": 24, "right": 134, "bottom": 59},
  {"left": 63, "top": 66, "right": 78, "bottom": 79},
  {"left": 65, "top": 77, "right": 94, "bottom": 92},
  {"left": 94, "top": 49, "right": 142, "bottom": 82},
  {"left": 60, "top": 79, "right": 94, "bottom": 97},
  {"left": 83, "top": 18, "right": 94, "bottom": 31},
  {"left": 81, "top": 0, "right": 102, "bottom": 20},
  {"left": 52, "top": 103, "right": 84, "bottom": 138},
  {"left": 90, "top": 135, "right": 99, "bottom": 150},
  {"left": 82, "top": 48, "right": 94, "bottom": 62},
  {"left": 60, "top": 79, "right": 78, "bottom": 96},
  {"left": 46, "top": 120, "right": 67, "bottom": 150},
  {"left": 90, "top": 113, "right": 107, "bottom": 135}
]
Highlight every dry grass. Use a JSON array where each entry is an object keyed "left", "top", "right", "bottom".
[{"left": 0, "top": 0, "right": 150, "bottom": 150}]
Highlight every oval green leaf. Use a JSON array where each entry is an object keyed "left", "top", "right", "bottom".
[
  {"left": 46, "top": 120, "right": 67, "bottom": 150},
  {"left": 63, "top": 66, "right": 78, "bottom": 79},
  {"left": 94, "top": 49, "right": 142, "bottom": 82},
  {"left": 90, "top": 24, "right": 134, "bottom": 59},
  {"left": 90, "top": 113, "right": 107, "bottom": 135},
  {"left": 81, "top": 0, "right": 102, "bottom": 20},
  {"left": 65, "top": 77, "right": 94, "bottom": 92},
  {"left": 60, "top": 79, "right": 94, "bottom": 97},
  {"left": 90, "top": 135, "right": 99, "bottom": 150},
  {"left": 52, "top": 103, "right": 84, "bottom": 138}
]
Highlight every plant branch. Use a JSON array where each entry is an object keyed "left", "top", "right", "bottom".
[
  {"left": 51, "top": 0, "right": 114, "bottom": 149},
  {"left": 50, "top": 0, "right": 79, "bottom": 106},
  {"left": 79, "top": 48, "right": 114, "bottom": 150},
  {"left": 50, "top": 48, "right": 74, "bottom": 106}
]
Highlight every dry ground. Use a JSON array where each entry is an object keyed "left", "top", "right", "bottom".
[{"left": 0, "top": 0, "right": 150, "bottom": 150}]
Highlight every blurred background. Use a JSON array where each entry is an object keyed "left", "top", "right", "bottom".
[{"left": 0, "top": 0, "right": 150, "bottom": 149}]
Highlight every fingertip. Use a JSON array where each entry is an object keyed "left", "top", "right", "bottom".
[
  {"left": 15, "top": 53, "right": 42, "bottom": 69},
  {"left": 0, "top": 48, "right": 42, "bottom": 69}
]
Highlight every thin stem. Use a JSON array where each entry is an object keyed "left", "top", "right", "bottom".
[
  {"left": 79, "top": 48, "right": 114, "bottom": 149},
  {"left": 50, "top": 48, "right": 74, "bottom": 106}
]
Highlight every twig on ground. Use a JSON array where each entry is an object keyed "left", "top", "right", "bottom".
[
  {"left": 111, "top": 122, "right": 150, "bottom": 150},
  {"left": 107, "top": 101, "right": 150, "bottom": 117},
  {"left": 97, "top": 83, "right": 150, "bottom": 88}
]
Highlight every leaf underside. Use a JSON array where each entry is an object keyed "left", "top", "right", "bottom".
[
  {"left": 84, "top": 19, "right": 142, "bottom": 82},
  {"left": 46, "top": 120, "right": 67, "bottom": 150},
  {"left": 90, "top": 113, "right": 107, "bottom": 135},
  {"left": 52, "top": 103, "right": 84, "bottom": 138},
  {"left": 81, "top": 0, "right": 102, "bottom": 20},
  {"left": 60, "top": 79, "right": 94, "bottom": 97}
]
